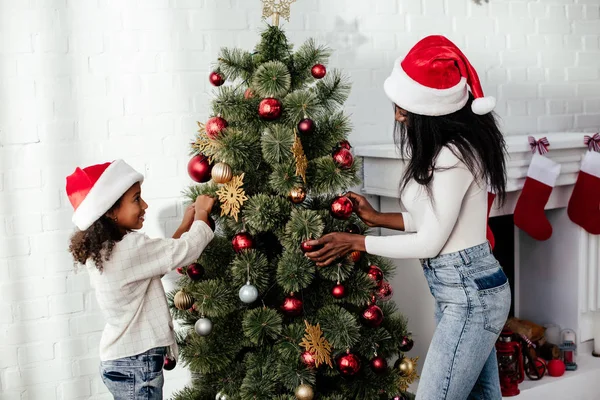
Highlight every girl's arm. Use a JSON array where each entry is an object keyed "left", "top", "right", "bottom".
[{"left": 371, "top": 212, "right": 416, "bottom": 232}]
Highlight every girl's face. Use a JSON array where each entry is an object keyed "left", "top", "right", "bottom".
[
  {"left": 395, "top": 105, "right": 408, "bottom": 125},
  {"left": 107, "top": 182, "right": 148, "bottom": 231}
]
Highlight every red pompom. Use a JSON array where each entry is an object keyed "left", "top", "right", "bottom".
[
  {"left": 232, "top": 232, "right": 254, "bottom": 253},
  {"left": 330, "top": 196, "right": 354, "bottom": 220},
  {"left": 187, "top": 154, "right": 212, "bottom": 183},
  {"left": 311, "top": 64, "right": 327, "bottom": 79}
]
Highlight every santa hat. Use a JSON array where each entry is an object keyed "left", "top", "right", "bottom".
[
  {"left": 66, "top": 160, "right": 144, "bottom": 231},
  {"left": 384, "top": 35, "right": 496, "bottom": 116}
]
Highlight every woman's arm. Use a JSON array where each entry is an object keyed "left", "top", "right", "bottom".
[{"left": 371, "top": 212, "right": 416, "bottom": 232}]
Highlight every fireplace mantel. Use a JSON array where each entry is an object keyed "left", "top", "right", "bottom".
[{"left": 355, "top": 132, "right": 589, "bottom": 217}]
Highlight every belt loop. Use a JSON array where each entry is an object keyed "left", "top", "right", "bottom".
[{"left": 459, "top": 250, "right": 470, "bottom": 264}]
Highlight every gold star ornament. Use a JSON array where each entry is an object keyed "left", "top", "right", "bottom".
[
  {"left": 299, "top": 320, "right": 333, "bottom": 368},
  {"left": 292, "top": 131, "right": 308, "bottom": 184},
  {"left": 216, "top": 173, "right": 248, "bottom": 222},
  {"left": 262, "top": 0, "right": 296, "bottom": 27}
]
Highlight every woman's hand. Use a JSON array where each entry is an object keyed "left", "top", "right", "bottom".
[
  {"left": 180, "top": 203, "right": 196, "bottom": 230},
  {"left": 345, "top": 191, "right": 380, "bottom": 227},
  {"left": 304, "top": 232, "right": 366, "bottom": 267}
]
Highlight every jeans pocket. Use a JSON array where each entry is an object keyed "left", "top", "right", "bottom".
[
  {"left": 475, "top": 268, "right": 511, "bottom": 334},
  {"left": 431, "top": 264, "right": 463, "bottom": 287},
  {"left": 101, "top": 367, "right": 134, "bottom": 399}
]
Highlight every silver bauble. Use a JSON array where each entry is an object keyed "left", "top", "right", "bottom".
[
  {"left": 195, "top": 317, "right": 213, "bottom": 336},
  {"left": 220, "top": 395, "right": 229, "bottom": 400},
  {"left": 239, "top": 282, "right": 259, "bottom": 303}
]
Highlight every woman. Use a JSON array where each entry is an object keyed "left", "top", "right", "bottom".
[{"left": 305, "top": 35, "right": 511, "bottom": 400}]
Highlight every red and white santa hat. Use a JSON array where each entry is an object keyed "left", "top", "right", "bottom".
[
  {"left": 384, "top": 35, "right": 496, "bottom": 116},
  {"left": 65, "top": 160, "right": 144, "bottom": 231}
]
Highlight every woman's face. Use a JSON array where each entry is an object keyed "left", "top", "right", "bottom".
[{"left": 395, "top": 105, "right": 408, "bottom": 124}]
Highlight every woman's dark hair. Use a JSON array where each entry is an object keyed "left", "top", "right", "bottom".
[
  {"left": 395, "top": 94, "right": 507, "bottom": 204},
  {"left": 68, "top": 199, "right": 125, "bottom": 272}
]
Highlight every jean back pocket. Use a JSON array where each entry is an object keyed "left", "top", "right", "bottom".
[{"left": 475, "top": 267, "right": 511, "bottom": 334}]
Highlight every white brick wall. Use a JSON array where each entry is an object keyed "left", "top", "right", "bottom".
[{"left": 0, "top": 0, "right": 598, "bottom": 398}]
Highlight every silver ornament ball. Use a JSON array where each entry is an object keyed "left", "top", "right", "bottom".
[
  {"left": 220, "top": 395, "right": 229, "bottom": 400},
  {"left": 239, "top": 282, "right": 259, "bottom": 303},
  {"left": 195, "top": 317, "right": 213, "bottom": 336}
]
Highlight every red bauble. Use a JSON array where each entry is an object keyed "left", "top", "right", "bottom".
[
  {"left": 311, "top": 64, "right": 327, "bottom": 79},
  {"left": 331, "top": 283, "right": 346, "bottom": 299},
  {"left": 281, "top": 294, "right": 303, "bottom": 317},
  {"left": 300, "top": 240, "right": 323, "bottom": 253},
  {"left": 176, "top": 266, "right": 184, "bottom": 275},
  {"left": 187, "top": 154, "right": 212, "bottom": 183},
  {"left": 330, "top": 196, "right": 354, "bottom": 220},
  {"left": 332, "top": 147, "right": 354, "bottom": 169},
  {"left": 205, "top": 116, "right": 228, "bottom": 139},
  {"left": 258, "top": 98, "right": 282, "bottom": 120},
  {"left": 367, "top": 265, "right": 384, "bottom": 286},
  {"left": 232, "top": 232, "right": 254, "bottom": 253},
  {"left": 244, "top": 88, "right": 255, "bottom": 99},
  {"left": 339, "top": 140, "right": 352, "bottom": 150},
  {"left": 337, "top": 352, "right": 361, "bottom": 376},
  {"left": 349, "top": 250, "right": 361, "bottom": 263},
  {"left": 399, "top": 336, "right": 414, "bottom": 352},
  {"left": 209, "top": 71, "right": 225, "bottom": 86},
  {"left": 186, "top": 263, "right": 204, "bottom": 281},
  {"left": 163, "top": 357, "right": 176, "bottom": 371},
  {"left": 361, "top": 304, "right": 384, "bottom": 327},
  {"left": 345, "top": 223, "right": 361, "bottom": 234},
  {"left": 377, "top": 281, "right": 394, "bottom": 302},
  {"left": 370, "top": 356, "right": 387, "bottom": 374},
  {"left": 547, "top": 359, "right": 566, "bottom": 377},
  {"left": 297, "top": 118, "right": 316, "bottom": 135},
  {"left": 301, "top": 351, "right": 316, "bottom": 368}
]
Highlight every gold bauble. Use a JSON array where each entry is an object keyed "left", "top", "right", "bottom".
[
  {"left": 294, "top": 384, "right": 314, "bottom": 400},
  {"left": 212, "top": 162, "right": 233, "bottom": 184},
  {"left": 398, "top": 357, "right": 414, "bottom": 377},
  {"left": 288, "top": 186, "right": 306, "bottom": 204},
  {"left": 174, "top": 290, "right": 194, "bottom": 311}
]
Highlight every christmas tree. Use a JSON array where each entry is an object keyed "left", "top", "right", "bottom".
[{"left": 168, "top": 3, "right": 417, "bottom": 399}]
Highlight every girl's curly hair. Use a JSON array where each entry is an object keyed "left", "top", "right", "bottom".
[{"left": 68, "top": 200, "right": 125, "bottom": 272}]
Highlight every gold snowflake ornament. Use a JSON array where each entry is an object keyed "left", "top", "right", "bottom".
[
  {"left": 261, "top": 0, "right": 296, "bottom": 26},
  {"left": 397, "top": 356, "right": 420, "bottom": 392},
  {"left": 292, "top": 131, "right": 308, "bottom": 184},
  {"left": 192, "top": 121, "right": 220, "bottom": 163},
  {"left": 299, "top": 320, "right": 333, "bottom": 368},
  {"left": 216, "top": 173, "right": 248, "bottom": 222}
]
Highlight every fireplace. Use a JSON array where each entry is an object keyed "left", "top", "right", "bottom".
[{"left": 356, "top": 132, "right": 600, "bottom": 398}]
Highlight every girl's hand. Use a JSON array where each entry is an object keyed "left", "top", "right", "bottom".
[
  {"left": 304, "top": 232, "right": 366, "bottom": 267},
  {"left": 195, "top": 195, "right": 215, "bottom": 216},
  {"left": 345, "top": 191, "right": 380, "bottom": 227},
  {"left": 180, "top": 204, "right": 196, "bottom": 231}
]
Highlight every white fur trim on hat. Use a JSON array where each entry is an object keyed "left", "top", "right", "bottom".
[
  {"left": 72, "top": 160, "right": 144, "bottom": 231},
  {"left": 383, "top": 58, "right": 469, "bottom": 116}
]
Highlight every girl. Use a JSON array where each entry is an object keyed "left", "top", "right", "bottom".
[
  {"left": 305, "top": 36, "right": 511, "bottom": 399},
  {"left": 66, "top": 159, "right": 215, "bottom": 400}
]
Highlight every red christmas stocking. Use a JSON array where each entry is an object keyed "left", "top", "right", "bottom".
[
  {"left": 514, "top": 153, "right": 561, "bottom": 241},
  {"left": 568, "top": 150, "right": 600, "bottom": 234},
  {"left": 486, "top": 191, "right": 496, "bottom": 250}
]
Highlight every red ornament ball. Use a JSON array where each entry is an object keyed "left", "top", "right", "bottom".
[
  {"left": 281, "top": 294, "right": 303, "bottom": 317},
  {"left": 349, "top": 250, "right": 362, "bottom": 263},
  {"left": 331, "top": 283, "right": 346, "bottom": 299},
  {"left": 186, "top": 263, "right": 204, "bottom": 281},
  {"left": 258, "top": 97, "right": 282, "bottom": 120},
  {"left": 370, "top": 355, "right": 388, "bottom": 374},
  {"left": 337, "top": 352, "right": 361, "bottom": 376},
  {"left": 232, "top": 232, "right": 254, "bottom": 253},
  {"left": 205, "top": 116, "right": 228, "bottom": 139},
  {"left": 345, "top": 223, "right": 361, "bottom": 234},
  {"left": 297, "top": 118, "right": 316, "bottom": 135},
  {"left": 300, "top": 240, "right": 322, "bottom": 253},
  {"left": 209, "top": 71, "right": 225, "bottom": 86},
  {"left": 361, "top": 304, "right": 384, "bottom": 327},
  {"left": 332, "top": 147, "right": 354, "bottom": 169},
  {"left": 301, "top": 351, "right": 316, "bottom": 368},
  {"left": 377, "top": 281, "right": 394, "bottom": 302},
  {"left": 547, "top": 359, "right": 566, "bottom": 377},
  {"left": 399, "top": 336, "right": 414, "bottom": 352},
  {"left": 330, "top": 195, "right": 354, "bottom": 220},
  {"left": 339, "top": 140, "right": 352, "bottom": 150},
  {"left": 367, "top": 265, "right": 384, "bottom": 286},
  {"left": 244, "top": 88, "right": 255, "bottom": 99},
  {"left": 176, "top": 266, "right": 184, "bottom": 275},
  {"left": 311, "top": 64, "right": 327, "bottom": 79},
  {"left": 163, "top": 357, "right": 177, "bottom": 371},
  {"left": 187, "top": 154, "right": 212, "bottom": 183}
]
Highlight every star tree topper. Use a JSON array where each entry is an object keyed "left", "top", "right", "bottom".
[
  {"left": 262, "top": 0, "right": 296, "bottom": 27},
  {"left": 216, "top": 173, "right": 248, "bottom": 222}
]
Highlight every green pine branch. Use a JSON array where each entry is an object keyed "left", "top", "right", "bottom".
[{"left": 218, "top": 47, "right": 256, "bottom": 82}]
